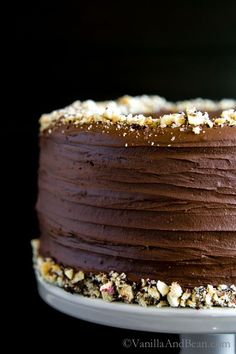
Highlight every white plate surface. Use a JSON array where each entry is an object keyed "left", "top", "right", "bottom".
[{"left": 37, "top": 276, "right": 236, "bottom": 334}]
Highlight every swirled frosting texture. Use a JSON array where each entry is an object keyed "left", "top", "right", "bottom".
[{"left": 38, "top": 124, "right": 236, "bottom": 287}]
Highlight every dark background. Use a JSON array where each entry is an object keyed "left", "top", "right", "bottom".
[{"left": 14, "top": 1, "right": 235, "bottom": 352}]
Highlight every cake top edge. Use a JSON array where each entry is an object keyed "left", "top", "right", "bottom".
[{"left": 39, "top": 95, "right": 236, "bottom": 134}]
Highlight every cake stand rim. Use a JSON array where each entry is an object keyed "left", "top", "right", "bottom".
[{"left": 36, "top": 275, "right": 236, "bottom": 334}]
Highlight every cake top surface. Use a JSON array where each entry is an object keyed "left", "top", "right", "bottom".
[{"left": 40, "top": 95, "right": 236, "bottom": 135}]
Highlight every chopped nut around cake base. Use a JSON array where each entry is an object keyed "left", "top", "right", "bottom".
[{"left": 32, "top": 240, "right": 236, "bottom": 309}]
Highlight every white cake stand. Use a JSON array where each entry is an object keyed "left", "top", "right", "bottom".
[{"left": 37, "top": 276, "right": 236, "bottom": 354}]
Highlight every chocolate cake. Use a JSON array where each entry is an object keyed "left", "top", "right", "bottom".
[{"left": 33, "top": 95, "right": 236, "bottom": 308}]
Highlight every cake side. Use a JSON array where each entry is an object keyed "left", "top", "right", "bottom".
[
  {"left": 37, "top": 122, "right": 236, "bottom": 287},
  {"left": 35, "top": 95, "right": 236, "bottom": 308}
]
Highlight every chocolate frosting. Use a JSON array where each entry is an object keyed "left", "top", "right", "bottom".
[{"left": 37, "top": 124, "right": 236, "bottom": 287}]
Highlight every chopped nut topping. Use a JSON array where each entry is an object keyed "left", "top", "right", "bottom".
[
  {"left": 118, "top": 284, "right": 134, "bottom": 303},
  {"left": 157, "top": 280, "right": 169, "bottom": 296},
  {"left": 192, "top": 126, "right": 201, "bottom": 135},
  {"left": 64, "top": 268, "right": 74, "bottom": 280},
  {"left": 147, "top": 287, "right": 160, "bottom": 300},
  {"left": 39, "top": 95, "right": 236, "bottom": 134},
  {"left": 71, "top": 271, "right": 84, "bottom": 283}
]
